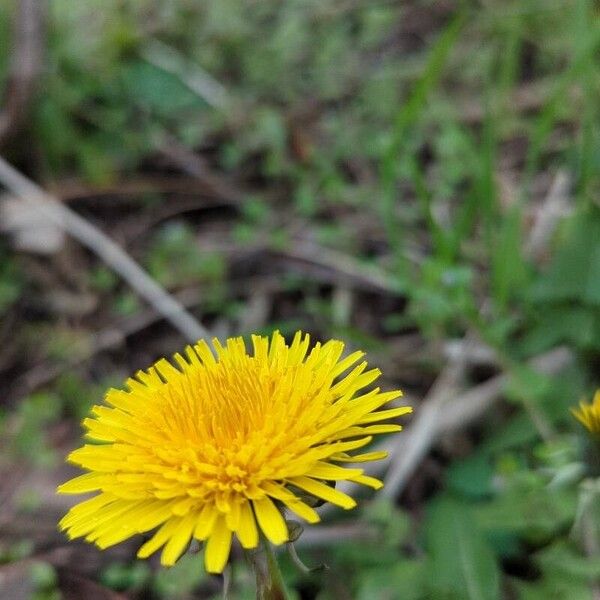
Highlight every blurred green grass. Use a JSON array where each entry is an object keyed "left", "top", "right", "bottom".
[{"left": 1, "top": 0, "right": 600, "bottom": 598}]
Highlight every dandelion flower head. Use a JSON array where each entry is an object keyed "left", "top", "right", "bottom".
[
  {"left": 58, "top": 331, "right": 411, "bottom": 573},
  {"left": 572, "top": 389, "right": 600, "bottom": 435}
]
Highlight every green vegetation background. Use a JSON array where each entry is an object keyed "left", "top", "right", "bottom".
[{"left": 1, "top": 1, "right": 600, "bottom": 598}]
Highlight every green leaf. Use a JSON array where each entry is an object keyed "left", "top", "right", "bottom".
[
  {"left": 530, "top": 207, "right": 600, "bottom": 305},
  {"left": 0, "top": 256, "right": 22, "bottom": 314},
  {"left": 481, "top": 414, "right": 538, "bottom": 454},
  {"left": 474, "top": 487, "right": 577, "bottom": 545},
  {"left": 29, "top": 562, "right": 58, "bottom": 591},
  {"left": 152, "top": 552, "right": 207, "bottom": 598},
  {"left": 491, "top": 206, "right": 529, "bottom": 308},
  {"left": 505, "top": 364, "right": 553, "bottom": 405},
  {"left": 122, "top": 61, "right": 203, "bottom": 116},
  {"left": 379, "top": 14, "right": 464, "bottom": 257},
  {"left": 522, "top": 305, "right": 600, "bottom": 352},
  {"left": 446, "top": 454, "right": 494, "bottom": 500},
  {"left": 425, "top": 496, "right": 501, "bottom": 600},
  {"left": 511, "top": 540, "right": 600, "bottom": 600},
  {"left": 513, "top": 577, "right": 593, "bottom": 600},
  {"left": 356, "top": 560, "right": 425, "bottom": 600},
  {"left": 537, "top": 540, "right": 600, "bottom": 579},
  {"left": 101, "top": 562, "right": 150, "bottom": 592},
  {"left": 363, "top": 497, "right": 412, "bottom": 548}
]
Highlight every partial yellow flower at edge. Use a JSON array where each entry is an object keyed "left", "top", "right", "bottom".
[
  {"left": 571, "top": 389, "right": 600, "bottom": 435},
  {"left": 57, "top": 331, "right": 411, "bottom": 574}
]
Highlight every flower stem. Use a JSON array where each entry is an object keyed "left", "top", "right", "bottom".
[{"left": 248, "top": 538, "right": 289, "bottom": 600}]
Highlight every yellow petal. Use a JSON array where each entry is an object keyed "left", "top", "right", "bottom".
[
  {"left": 58, "top": 494, "right": 115, "bottom": 531},
  {"left": 329, "top": 424, "right": 402, "bottom": 440},
  {"left": 194, "top": 339, "right": 217, "bottom": 366},
  {"left": 356, "top": 406, "right": 413, "bottom": 425},
  {"left": 73, "top": 500, "right": 134, "bottom": 539},
  {"left": 94, "top": 526, "right": 136, "bottom": 549},
  {"left": 289, "top": 476, "right": 356, "bottom": 510},
  {"left": 350, "top": 474, "right": 384, "bottom": 489},
  {"left": 93, "top": 500, "right": 156, "bottom": 547},
  {"left": 331, "top": 365, "right": 380, "bottom": 396},
  {"left": 312, "top": 436, "right": 374, "bottom": 457},
  {"left": 225, "top": 499, "right": 241, "bottom": 530},
  {"left": 172, "top": 497, "right": 196, "bottom": 516},
  {"left": 204, "top": 516, "right": 232, "bottom": 574},
  {"left": 131, "top": 500, "right": 175, "bottom": 533},
  {"left": 331, "top": 351, "right": 365, "bottom": 377},
  {"left": 57, "top": 473, "right": 105, "bottom": 494},
  {"left": 330, "top": 450, "right": 389, "bottom": 463},
  {"left": 137, "top": 518, "right": 180, "bottom": 559},
  {"left": 161, "top": 513, "right": 196, "bottom": 566},
  {"left": 260, "top": 482, "right": 320, "bottom": 523},
  {"left": 154, "top": 358, "right": 182, "bottom": 382},
  {"left": 308, "top": 461, "right": 363, "bottom": 481},
  {"left": 253, "top": 497, "right": 288, "bottom": 544},
  {"left": 281, "top": 498, "right": 320, "bottom": 524},
  {"left": 193, "top": 504, "right": 218, "bottom": 540},
  {"left": 236, "top": 501, "right": 259, "bottom": 549},
  {"left": 361, "top": 424, "right": 403, "bottom": 435},
  {"left": 346, "top": 389, "right": 404, "bottom": 418}
]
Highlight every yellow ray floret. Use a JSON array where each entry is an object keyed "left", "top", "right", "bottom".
[
  {"left": 58, "top": 331, "right": 411, "bottom": 573},
  {"left": 572, "top": 389, "right": 600, "bottom": 435}
]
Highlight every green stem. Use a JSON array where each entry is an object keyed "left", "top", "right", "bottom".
[
  {"left": 248, "top": 538, "right": 289, "bottom": 600},
  {"left": 264, "top": 539, "right": 288, "bottom": 599}
]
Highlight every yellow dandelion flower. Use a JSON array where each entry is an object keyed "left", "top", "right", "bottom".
[
  {"left": 572, "top": 390, "right": 600, "bottom": 435},
  {"left": 58, "top": 331, "right": 410, "bottom": 574}
]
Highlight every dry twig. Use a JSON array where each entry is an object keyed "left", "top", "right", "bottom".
[
  {"left": 0, "top": 0, "right": 45, "bottom": 146},
  {"left": 276, "top": 239, "right": 403, "bottom": 295},
  {"left": 295, "top": 523, "right": 377, "bottom": 548},
  {"left": 156, "top": 133, "right": 244, "bottom": 203},
  {"left": 0, "top": 157, "right": 211, "bottom": 343},
  {"left": 524, "top": 170, "right": 572, "bottom": 263},
  {"left": 384, "top": 346, "right": 572, "bottom": 499},
  {"left": 382, "top": 336, "right": 473, "bottom": 497},
  {"left": 322, "top": 345, "right": 573, "bottom": 509}
]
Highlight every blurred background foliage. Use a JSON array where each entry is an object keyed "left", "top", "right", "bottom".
[{"left": 1, "top": 0, "right": 600, "bottom": 598}]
